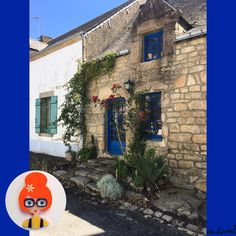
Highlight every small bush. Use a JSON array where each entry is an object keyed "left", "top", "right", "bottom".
[
  {"left": 131, "top": 148, "right": 168, "bottom": 191},
  {"left": 114, "top": 157, "right": 129, "bottom": 181},
  {"left": 78, "top": 135, "right": 98, "bottom": 162},
  {"left": 97, "top": 174, "right": 123, "bottom": 199}
]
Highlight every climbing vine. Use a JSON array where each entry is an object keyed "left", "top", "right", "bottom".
[{"left": 58, "top": 52, "right": 117, "bottom": 147}]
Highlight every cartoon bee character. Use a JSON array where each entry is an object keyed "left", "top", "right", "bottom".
[{"left": 18, "top": 172, "right": 52, "bottom": 229}]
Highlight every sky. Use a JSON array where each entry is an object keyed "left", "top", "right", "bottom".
[{"left": 30, "top": 0, "right": 128, "bottom": 39}]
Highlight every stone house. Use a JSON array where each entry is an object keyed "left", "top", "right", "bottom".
[
  {"left": 30, "top": 0, "right": 143, "bottom": 157},
  {"left": 84, "top": 0, "right": 207, "bottom": 192}
]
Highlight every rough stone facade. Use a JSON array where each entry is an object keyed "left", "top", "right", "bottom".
[
  {"left": 84, "top": 0, "right": 143, "bottom": 60},
  {"left": 84, "top": 5, "right": 206, "bottom": 192}
]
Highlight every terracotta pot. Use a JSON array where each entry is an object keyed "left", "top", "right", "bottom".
[{"left": 65, "top": 151, "right": 73, "bottom": 161}]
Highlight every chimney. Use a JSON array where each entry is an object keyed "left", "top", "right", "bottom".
[{"left": 39, "top": 35, "right": 52, "bottom": 44}]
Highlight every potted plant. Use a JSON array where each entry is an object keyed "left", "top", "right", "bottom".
[{"left": 65, "top": 146, "right": 73, "bottom": 161}]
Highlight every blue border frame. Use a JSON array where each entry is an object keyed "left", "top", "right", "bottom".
[{"left": 1, "top": 0, "right": 29, "bottom": 234}]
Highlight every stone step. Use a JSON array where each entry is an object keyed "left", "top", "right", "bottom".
[
  {"left": 53, "top": 170, "right": 67, "bottom": 177},
  {"left": 99, "top": 159, "right": 116, "bottom": 166},
  {"left": 70, "top": 176, "right": 91, "bottom": 188},
  {"left": 95, "top": 166, "right": 113, "bottom": 173},
  {"left": 87, "top": 172, "right": 103, "bottom": 181},
  {"left": 86, "top": 182, "right": 99, "bottom": 194},
  {"left": 75, "top": 169, "right": 90, "bottom": 177}
]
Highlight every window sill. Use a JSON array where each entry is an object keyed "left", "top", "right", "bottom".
[
  {"left": 139, "top": 59, "right": 161, "bottom": 71},
  {"left": 143, "top": 57, "right": 161, "bottom": 62},
  {"left": 39, "top": 133, "right": 54, "bottom": 137},
  {"left": 147, "top": 136, "right": 163, "bottom": 142}
]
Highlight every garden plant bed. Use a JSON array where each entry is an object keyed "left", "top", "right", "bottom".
[{"left": 30, "top": 152, "right": 206, "bottom": 235}]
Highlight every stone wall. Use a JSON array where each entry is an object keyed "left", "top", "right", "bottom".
[
  {"left": 84, "top": 0, "right": 141, "bottom": 60},
  {"left": 30, "top": 152, "right": 71, "bottom": 173},
  {"left": 165, "top": 36, "right": 206, "bottom": 192},
  {"left": 85, "top": 16, "right": 206, "bottom": 192}
]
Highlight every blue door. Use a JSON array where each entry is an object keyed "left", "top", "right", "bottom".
[{"left": 107, "top": 97, "right": 126, "bottom": 155}]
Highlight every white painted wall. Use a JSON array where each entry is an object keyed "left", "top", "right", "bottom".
[{"left": 30, "top": 41, "right": 83, "bottom": 157}]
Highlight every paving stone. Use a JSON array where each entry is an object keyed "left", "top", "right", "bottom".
[
  {"left": 154, "top": 211, "right": 163, "bottom": 218},
  {"left": 178, "top": 227, "right": 187, "bottom": 232},
  {"left": 53, "top": 170, "right": 67, "bottom": 177},
  {"left": 138, "top": 208, "right": 144, "bottom": 212},
  {"left": 144, "top": 215, "right": 152, "bottom": 219},
  {"left": 143, "top": 208, "right": 153, "bottom": 215},
  {"left": 186, "top": 224, "right": 199, "bottom": 232},
  {"left": 123, "top": 202, "right": 131, "bottom": 208},
  {"left": 186, "top": 230, "right": 195, "bottom": 235},
  {"left": 172, "top": 220, "right": 185, "bottom": 227},
  {"left": 75, "top": 169, "right": 90, "bottom": 177},
  {"left": 162, "top": 215, "right": 173, "bottom": 222},
  {"left": 154, "top": 218, "right": 164, "bottom": 224},
  {"left": 116, "top": 213, "right": 127, "bottom": 217},
  {"left": 70, "top": 176, "right": 90, "bottom": 188},
  {"left": 128, "top": 205, "right": 139, "bottom": 211},
  {"left": 87, "top": 172, "right": 102, "bottom": 181},
  {"left": 101, "top": 199, "right": 107, "bottom": 204}
]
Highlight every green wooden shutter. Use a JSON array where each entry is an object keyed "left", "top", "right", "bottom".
[
  {"left": 35, "top": 98, "right": 41, "bottom": 133},
  {"left": 49, "top": 96, "right": 58, "bottom": 134}
]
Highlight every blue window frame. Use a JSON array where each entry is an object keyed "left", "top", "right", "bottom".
[
  {"left": 144, "top": 31, "right": 163, "bottom": 62},
  {"left": 144, "top": 92, "right": 162, "bottom": 140}
]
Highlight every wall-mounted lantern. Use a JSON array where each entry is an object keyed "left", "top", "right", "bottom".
[{"left": 124, "top": 79, "right": 134, "bottom": 93}]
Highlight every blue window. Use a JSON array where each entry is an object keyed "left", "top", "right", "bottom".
[
  {"left": 144, "top": 92, "right": 162, "bottom": 140},
  {"left": 144, "top": 31, "right": 163, "bottom": 62}
]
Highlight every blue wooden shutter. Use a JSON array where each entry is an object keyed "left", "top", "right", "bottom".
[
  {"left": 50, "top": 96, "right": 58, "bottom": 134},
  {"left": 35, "top": 98, "right": 41, "bottom": 133}
]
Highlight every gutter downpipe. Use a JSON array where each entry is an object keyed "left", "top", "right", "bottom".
[{"left": 79, "top": 31, "right": 85, "bottom": 62}]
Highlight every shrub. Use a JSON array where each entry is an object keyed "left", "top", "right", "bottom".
[
  {"left": 78, "top": 135, "right": 98, "bottom": 162},
  {"left": 114, "top": 157, "right": 129, "bottom": 181},
  {"left": 97, "top": 174, "right": 123, "bottom": 199},
  {"left": 131, "top": 148, "right": 168, "bottom": 191}
]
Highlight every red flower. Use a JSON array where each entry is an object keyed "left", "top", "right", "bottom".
[
  {"left": 92, "top": 96, "right": 98, "bottom": 103},
  {"left": 109, "top": 95, "right": 115, "bottom": 99},
  {"left": 139, "top": 111, "right": 145, "bottom": 119},
  {"left": 111, "top": 84, "right": 117, "bottom": 90},
  {"left": 111, "top": 84, "right": 122, "bottom": 91}
]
